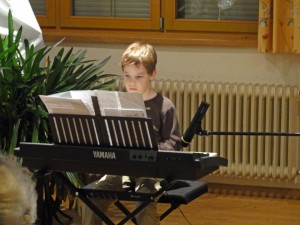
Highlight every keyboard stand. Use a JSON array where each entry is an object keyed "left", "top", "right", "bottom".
[
  {"left": 34, "top": 170, "right": 73, "bottom": 225},
  {"left": 53, "top": 172, "right": 208, "bottom": 225}
]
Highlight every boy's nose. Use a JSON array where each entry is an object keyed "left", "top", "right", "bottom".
[{"left": 128, "top": 77, "right": 137, "bottom": 84}]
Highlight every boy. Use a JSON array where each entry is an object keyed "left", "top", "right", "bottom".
[{"left": 82, "top": 42, "right": 182, "bottom": 225}]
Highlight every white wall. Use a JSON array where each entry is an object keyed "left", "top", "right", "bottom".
[{"left": 47, "top": 42, "right": 300, "bottom": 87}]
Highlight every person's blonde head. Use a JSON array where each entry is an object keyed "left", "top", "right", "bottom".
[
  {"left": 121, "top": 42, "right": 157, "bottom": 74},
  {"left": 0, "top": 154, "right": 37, "bottom": 225}
]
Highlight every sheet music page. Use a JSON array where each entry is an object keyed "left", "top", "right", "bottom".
[
  {"left": 95, "top": 90, "right": 147, "bottom": 118},
  {"left": 39, "top": 90, "right": 96, "bottom": 115},
  {"left": 40, "top": 90, "right": 146, "bottom": 117},
  {"left": 68, "top": 90, "right": 96, "bottom": 113}
]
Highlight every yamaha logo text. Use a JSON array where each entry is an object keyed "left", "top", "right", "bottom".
[{"left": 93, "top": 151, "right": 116, "bottom": 160}]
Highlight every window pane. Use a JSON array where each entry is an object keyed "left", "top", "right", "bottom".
[
  {"left": 28, "top": 0, "right": 47, "bottom": 16},
  {"left": 72, "top": 0, "right": 150, "bottom": 18},
  {"left": 176, "top": 0, "right": 258, "bottom": 21}
]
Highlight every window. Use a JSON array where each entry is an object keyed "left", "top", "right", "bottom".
[
  {"left": 72, "top": 0, "right": 150, "bottom": 18},
  {"left": 28, "top": 0, "right": 259, "bottom": 47},
  {"left": 60, "top": 0, "right": 160, "bottom": 30},
  {"left": 28, "top": 0, "right": 56, "bottom": 27},
  {"left": 176, "top": 0, "right": 257, "bottom": 21},
  {"left": 165, "top": 0, "right": 258, "bottom": 33},
  {"left": 29, "top": 0, "right": 46, "bottom": 15}
]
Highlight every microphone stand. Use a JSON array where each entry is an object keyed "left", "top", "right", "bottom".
[
  {"left": 193, "top": 102, "right": 300, "bottom": 138},
  {"left": 197, "top": 128, "right": 300, "bottom": 137}
]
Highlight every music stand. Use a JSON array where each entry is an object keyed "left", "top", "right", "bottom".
[{"left": 48, "top": 114, "right": 158, "bottom": 150}]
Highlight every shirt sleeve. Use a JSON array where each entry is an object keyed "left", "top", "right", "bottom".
[{"left": 158, "top": 98, "right": 182, "bottom": 151}]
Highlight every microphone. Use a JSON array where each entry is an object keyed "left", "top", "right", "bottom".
[{"left": 181, "top": 101, "right": 210, "bottom": 147}]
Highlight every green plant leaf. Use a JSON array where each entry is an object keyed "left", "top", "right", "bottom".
[{"left": 9, "top": 118, "right": 21, "bottom": 156}]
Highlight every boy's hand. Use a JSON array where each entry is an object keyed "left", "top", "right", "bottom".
[{"left": 158, "top": 142, "right": 174, "bottom": 151}]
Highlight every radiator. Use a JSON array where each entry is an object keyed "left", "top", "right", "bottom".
[{"left": 113, "top": 79, "right": 300, "bottom": 188}]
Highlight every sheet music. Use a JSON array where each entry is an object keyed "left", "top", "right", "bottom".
[
  {"left": 96, "top": 90, "right": 147, "bottom": 118},
  {"left": 39, "top": 94, "right": 94, "bottom": 115},
  {"left": 40, "top": 90, "right": 147, "bottom": 117}
]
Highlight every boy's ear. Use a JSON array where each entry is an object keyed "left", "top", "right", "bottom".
[{"left": 150, "top": 69, "right": 157, "bottom": 80}]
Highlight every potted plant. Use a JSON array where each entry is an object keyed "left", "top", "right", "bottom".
[
  {"left": 0, "top": 10, "right": 118, "bottom": 224},
  {"left": 0, "top": 11, "right": 117, "bottom": 155}
]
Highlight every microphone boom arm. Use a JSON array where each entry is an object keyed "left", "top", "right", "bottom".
[
  {"left": 198, "top": 130, "right": 300, "bottom": 137},
  {"left": 182, "top": 101, "right": 300, "bottom": 148}
]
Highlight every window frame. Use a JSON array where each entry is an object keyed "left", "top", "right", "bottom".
[
  {"left": 59, "top": 0, "right": 161, "bottom": 30},
  {"left": 164, "top": 1, "right": 258, "bottom": 33},
  {"left": 33, "top": 0, "right": 258, "bottom": 47}
]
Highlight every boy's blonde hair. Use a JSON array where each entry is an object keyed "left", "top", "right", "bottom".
[
  {"left": 0, "top": 154, "right": 37, "bottom": 225},
  {"left": 121, "top": 42, "right": 157, "bottom": 74}
]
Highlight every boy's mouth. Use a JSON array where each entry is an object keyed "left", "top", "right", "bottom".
[{"left": 128, "top": 88, "right": 138, "bottom": 92}]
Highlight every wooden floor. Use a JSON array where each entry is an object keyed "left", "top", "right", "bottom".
[{"left": 54, "top": 191, "right": 300, "bottom": 225}]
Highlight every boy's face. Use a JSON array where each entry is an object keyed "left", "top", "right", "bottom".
[{"left": 123, "top": 64, "right": 156, "bottom": 99}]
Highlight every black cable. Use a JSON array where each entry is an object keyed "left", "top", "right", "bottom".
[
  {"left": 161, "top": 188, "right": 193, "bottom": 225},
  {"left": 177, "top": 206, "right": 193, "bottom": 225}
]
